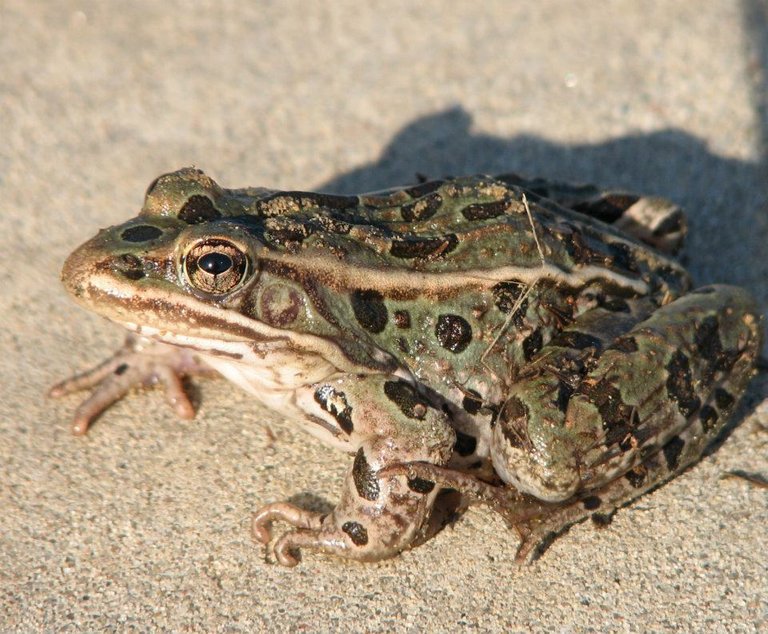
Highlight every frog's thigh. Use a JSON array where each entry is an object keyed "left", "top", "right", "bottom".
[
  {"left": 492, "top": 284, "right": 762, "bottom": 503},
  {"left": 264, "top": 376, "right": 456, "bottom": 564},
  {"left": 490, "top": 306, "right": 640, "bottom": 502}
]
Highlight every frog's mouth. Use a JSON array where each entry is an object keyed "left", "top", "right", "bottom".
[{"left": 66, "top": 261, "right": 349, "bottom": 352}]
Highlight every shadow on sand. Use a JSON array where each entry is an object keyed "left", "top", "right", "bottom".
[{"left": 321, "top": 106, "right": 767, "bottom": 298}]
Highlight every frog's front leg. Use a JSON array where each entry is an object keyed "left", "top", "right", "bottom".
[
  {"left": 49, "top": 334, "right": 210, "bottom": 434},
  {"left": 252, "top": 375, "right": 456, "bottom": 566}
]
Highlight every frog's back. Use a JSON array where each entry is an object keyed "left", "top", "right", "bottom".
[{"left": 216, "top": 176, "right": 689, "bottom": 297}]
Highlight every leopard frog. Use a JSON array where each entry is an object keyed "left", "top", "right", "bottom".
[{"left": 51, "top": 168, "right": 762, "bottom": 565}]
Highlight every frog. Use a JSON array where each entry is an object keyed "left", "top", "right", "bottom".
[{"left": 50, "top": 168, "right": 762, "bottom": 566}]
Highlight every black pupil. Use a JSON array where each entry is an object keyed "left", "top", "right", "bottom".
[{"left": 198, "top": 252, "right": 233, "bottom": 275}]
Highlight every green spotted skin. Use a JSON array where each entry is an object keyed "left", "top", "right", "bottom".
[{"left": 54, "top": 168, "right": 762, "bottom": 565}]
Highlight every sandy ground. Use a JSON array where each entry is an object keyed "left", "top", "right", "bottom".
[{"left": 2, "top": 1, "right": 767, "bottom": 631}]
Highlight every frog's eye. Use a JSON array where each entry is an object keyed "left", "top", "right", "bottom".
[{"left": 183, "top": 239, "right": 249, "bottom": 295}]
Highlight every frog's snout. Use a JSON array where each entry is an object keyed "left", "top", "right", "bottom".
[{"left": 60, "top": 236, "right": 98, "bottom": 300}]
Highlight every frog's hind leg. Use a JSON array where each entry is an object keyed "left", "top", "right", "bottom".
[
  {"left": 572, "top": 284, "right": 762, "bottom": 488},
  {"left": 506, "top": 410, "right": 760, "bottom": 565},
  {"left": 491, "top": 283, "right": 762, "bottom": 561}
]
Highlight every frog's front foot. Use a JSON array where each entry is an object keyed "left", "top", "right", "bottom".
[
  {"left": 252, "top": 498, "right": 403, "bottom": 567},
  {"left": 49, "top": 334, "right": 208, "bottom": 434},
  {"left": 251, "top": 503, "right": 326, "bottom": 567}
]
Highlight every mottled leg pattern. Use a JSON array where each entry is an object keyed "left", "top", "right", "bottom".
[
  {"left": 252, "top": 375, "right": 456, "bottom": 566},
  {"left": 490, "top": 301, "right": 652, "bottom": 501},
  {"left": 478, "top": 284, "right": 761, "bottom": 560},
  {"left": 49, "top": 334, "right": 208, "bottom": 434}
]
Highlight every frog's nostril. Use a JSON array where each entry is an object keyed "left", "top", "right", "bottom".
[
  {"left": 113, "top": 253, "right": 145, "bottom": 280},
  {"left": 119, "top": 253, "right": 142, "bottom": 268}
]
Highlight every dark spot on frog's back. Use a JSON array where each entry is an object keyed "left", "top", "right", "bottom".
[
  {"left": 625, "top": 467, "right": 646, "bottom": 488},
  {"left": 550, "top": 331, "right": 602, "bottom": 352},
  {"left": 461, "top": 389, "right": 482, "bottom": 415},
  {"left": 400, "top": 192, "right": 443, "bottom": 222},
  {"left": 393, "top": 310, "right": 411, "bottom": 329},
  {"left": 121, "top": 225, "right": 163, "bottom": 243},
  {"left": 714, "top": 388, "right": 735, "bottom": 412},
  {"left": 404, "top": 179, "right": 444, "bottom": 198},
  {"left": 600, "top": 297, "right": 630, "bottom": 313},
  {"left": 572, "top": 193, "right": 640, "bottom": 224},
  {"left": 492, "top": 281, "right": 524, "bottom": 312},
  {"left": 695, "top": 316, "right": 739, "bottom": 375},
  {"left": 435, "top": 314, "right": 472, "bottom": 353},
  {"left": 342, "top": 521, "right": 369, "bottom": 546},
  {"left": 582, "top": 495, "right": 602, "bottom": 510},
  {"left": 557, "top": 225, "right": 592, "bottom": 264},
  {"left": 699, "top": 404, "right": 718, "bottom": 432},
  {"left": 694, "top": 316, "right": 721, "bottom": 360},
  {"left": 555, "top": 380, "right": 574, "bottom": 412},
  {"left": 558, "top": 226, "right": 638, "bottom": 272},
  {"left": 608, "top": 336, "right": 638, "bottom": 354},
  {"left": 390, "top": 235, "right": 458, "bottom": 259},
  {"left": 655, "top": 264, "right": 685, "bottom": 293},
  {"left": 578, "top": 378, "right": 634, "bottom": 446},
  {"left": 353, "top": 449, "right": 380, "bottom": 501},
  {"left": 454, "top": 430, "right": 477, "bottom": 457},
  {"left": 461, "top": 199, "right": 510, "bottom": 221},
  {"left": 607, "top": 242, "right": 638, "bottom": 273},
  {"left": 499, "top": 396, "right": 529, "bottom": 449},
  {"left": 178, "top": 195, "right": 221, "bottom": 224},
  {"left": 350, "top": 289, "right": 388, "bottom": 333},
  {"left": 492, "top": 281, "right": 528, "bottom": 328}
]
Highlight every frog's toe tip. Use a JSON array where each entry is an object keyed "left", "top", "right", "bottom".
[
  {"left": 48, "top": 380, "right": 74, "bottom": 398},
  {"left": 273, "top": 538, "right": 301, "bottom": 567},
  {"left": 170, "top": 398, "right": 196, "bottom": 420},
  {"left": 251, "top": 516, "right": 272, "bottom": 544},
  {"left": 71, "top": 418, "right": 92, "bottom": 436}
]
